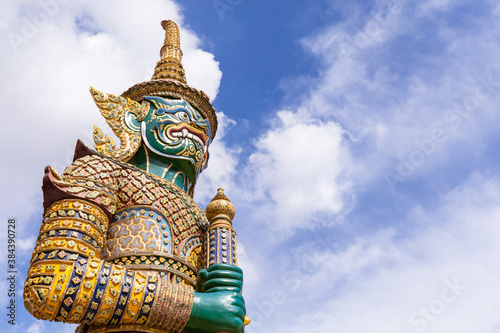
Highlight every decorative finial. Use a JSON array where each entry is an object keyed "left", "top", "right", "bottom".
[
  {"left": 204, "top": 188, "right": 250, "bottom": 326},
  {"left": 205, "top": 188, "right": 235, "bottom": 223},
  {"left": 152, "top": 20, "right": 187, "bottom": 83}
]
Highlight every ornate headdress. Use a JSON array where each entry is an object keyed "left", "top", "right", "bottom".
[
  {"left": 91, "top": 20, "right": 218, "bottom": 162},
  {"left": 122, "top": 20, "right": 218, "bottom": 139}
]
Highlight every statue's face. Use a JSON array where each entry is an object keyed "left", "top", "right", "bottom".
[{"left": 139, "top": 96, "right": 211, "bottom": 181}]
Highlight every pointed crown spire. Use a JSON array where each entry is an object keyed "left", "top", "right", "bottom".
[{"left": 152, "top": 20, "right": 187, "bottom": 83}]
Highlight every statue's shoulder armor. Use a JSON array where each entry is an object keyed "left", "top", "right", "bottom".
[
  {"left": 43, "top": 140, "right": 208, "bottom": 258},
  {"left": 42, "top": 140, "right": 120, "bottom": 219}
]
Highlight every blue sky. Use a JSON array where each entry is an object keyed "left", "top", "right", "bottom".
[{"left": 1, "top": 0, "right": 500, "bottom": 332}]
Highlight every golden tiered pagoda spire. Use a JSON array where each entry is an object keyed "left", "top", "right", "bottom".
[{"left": 152, "top": 20, "right": 187, "bottom": 83}]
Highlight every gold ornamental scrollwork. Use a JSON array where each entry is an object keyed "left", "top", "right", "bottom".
[{"left": 91, "top": 87, "right": 150, "bottom": 162}]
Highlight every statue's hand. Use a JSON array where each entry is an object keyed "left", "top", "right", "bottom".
[
  {"left": 188, "top": 264, "right": 246, "bottom": 332},
  {"left": 197, "top": 264, "right": 244, "bottom": 293},
  {"left": 185, "top": 291, "right": 246, "bottom": 333}
]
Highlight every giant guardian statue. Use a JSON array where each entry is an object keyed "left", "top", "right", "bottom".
[{"left": 23, "top": 20, "right": 248, "bottom": 333}]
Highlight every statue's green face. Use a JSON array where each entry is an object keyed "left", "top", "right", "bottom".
[{"left": 139, "top": 96, "right": 211, "bottom": 181}]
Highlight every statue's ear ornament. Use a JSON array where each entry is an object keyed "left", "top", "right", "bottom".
[{"left": 90, "top": 87, "right": 150, "bottom": 162}]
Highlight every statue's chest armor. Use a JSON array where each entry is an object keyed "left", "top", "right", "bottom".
[
  {"left": 101, "top": 175, "right": 207, "bottom": 285},
  {"left": 105, "top": 205, "right": 203, "bottom": 258}
]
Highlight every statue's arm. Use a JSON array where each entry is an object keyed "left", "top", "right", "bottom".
[{"left": 23, "top": 162, "right": 193, "bottom": 330}]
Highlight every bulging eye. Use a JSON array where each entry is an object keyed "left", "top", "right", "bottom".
[{"left": 175, "top": 111, "right": 190, "bottom": 121}]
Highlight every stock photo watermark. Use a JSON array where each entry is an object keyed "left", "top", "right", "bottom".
[
  {"left": 6, "top": 218, "right": 17, "bottom": 326},
  {"left": 385, "top": 71, "right": 500, "bottom": 188},
  {"left": 212, "top": 0, "right": 244, "bottom": 21},
  {"left": 400, "top": 277, "right": 467, "bottom": 333},
  {"left": 7, "top": 0, "right": 71, "bottom": 53},
  {"left": 340, "top": 1, "right": 403, "bottom": 56},
  {"left": 246, "top": 236, "right": 336, "bottom": 332}
]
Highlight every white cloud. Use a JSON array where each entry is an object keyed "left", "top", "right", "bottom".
[
  {"left": 183, "top": 43, "right": 223, "bottom": 100},
  {"left": 17, "top": 236, "right": 36, "bottom": 253},
  {"left": 27, "top": 321, "right": 45, "bottom": 333},
  {"left": 22, "top": 321, "right": 79, "bottom": 333},
  {"left": 26, "top": 322, "right": 44, "bottom": 333},
  {"left": 244, "top": 110, "right": 352, "bottom": 233},
  {"left": 418, "top": 0, "right": 455, "bottom": 14},
  {"left": 237, "top": 2, "right": 500, "bottom": 331},
  {"left": 285, "top": 1, "right": 500, "bottom": 191},
  {"left": 246, "top": 173, "right": 500, "bottom": 333}
]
